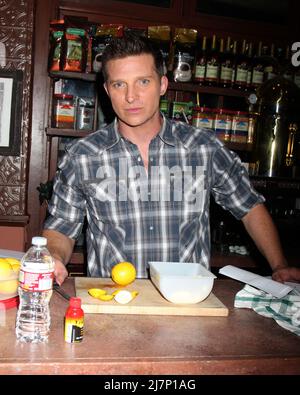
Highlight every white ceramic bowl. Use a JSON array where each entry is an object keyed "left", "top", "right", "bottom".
[{"left": 149, "top": 261, "right": 216, "bottom": 304}]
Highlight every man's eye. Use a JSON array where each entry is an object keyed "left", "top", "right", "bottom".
[
  {"left": 113, "top": 82, "right": 125, "bottom": 88},
  {"left": 139, "top": 79, "right": 150, "bottom": 86}
]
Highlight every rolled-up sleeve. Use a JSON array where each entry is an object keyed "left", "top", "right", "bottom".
[
  {"left": 211, "top": 145, "right": 265, "bottom": 220},
  {"left": 43, "top": 151, "right": 86, "bottom": 239}
]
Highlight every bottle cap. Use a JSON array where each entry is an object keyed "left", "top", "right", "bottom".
[
  {"left": 32, "top": 236, "right": 47, "bottom": 246},
  {"left": 70, "top": 297, "right": 82, "bottom": 308}
]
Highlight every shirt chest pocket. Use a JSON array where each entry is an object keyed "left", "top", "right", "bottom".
[{"left": 83, "top": 181, "right": 128, "bottom": 224}]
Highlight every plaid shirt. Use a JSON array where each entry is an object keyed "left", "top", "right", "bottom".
[{"left": 44, "top": 116, "right": 265, "bottom": 278}]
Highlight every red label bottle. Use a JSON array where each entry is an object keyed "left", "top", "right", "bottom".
[{"left": 64, "top": 297, "right": 84, "bottom": 343}]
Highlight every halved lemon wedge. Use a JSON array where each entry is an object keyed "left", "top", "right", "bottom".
[
  {"left": 88, "top": 288, "right": 107, "bottom": 298},
  {"left": 98, "top": 294, "right": 114, "bottom": 301},
  {"left": 114, "top": 290, "right": 138, "bottom": 304}
]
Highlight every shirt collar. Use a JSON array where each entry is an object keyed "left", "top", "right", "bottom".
[
  {"left": 105, "top": 114, "right": 176, "bottom": 150},
  {"left": 158, "top": 114, "right": 176, "bottom": 146}
]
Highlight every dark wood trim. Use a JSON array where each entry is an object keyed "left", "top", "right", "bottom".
[
  {"left": 0, "top": 216, "right": 29, "bottom": 225},
  {"left": 182, "top": 0, "right": 289, "bottom": 44},
  {"left": 49, "top": 71, "right": 97, "bottom": 82},
  {"left": 168, "top": 82, "right": 249, "bottom": 97},
  {"left": 46, "top": 128, "right": 91, "bottom": 138},
  {"left": 27, "top": 0, "right": 59, "bottom": 248},
  {"left": 59, "top": 0, "right": 184, "bottom": 25}
]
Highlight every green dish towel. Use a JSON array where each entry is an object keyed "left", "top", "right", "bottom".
[{"left": 234, "top": 284, "right": 300, "bottom": 336}]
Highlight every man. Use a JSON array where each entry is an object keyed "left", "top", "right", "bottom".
[{"left": 43, "top": 34, "right": 300, "bottom": 285}]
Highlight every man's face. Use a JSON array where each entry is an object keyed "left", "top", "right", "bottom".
[{"left": 104, "top": 54, "right": 168, "bottom": 130}]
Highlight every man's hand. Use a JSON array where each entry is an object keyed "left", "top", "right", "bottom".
[
  {"left": 272, "top": 267, "right": 300, "bottom": 284},
  {"left": 53, "top": 258, "right": 68, "bottom": 285}
]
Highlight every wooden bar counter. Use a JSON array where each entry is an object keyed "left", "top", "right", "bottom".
[{"left": 0, "top": 279, "right": 299, "bottom": 375}]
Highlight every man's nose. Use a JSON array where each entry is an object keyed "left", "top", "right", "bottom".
[{"left": 125, "top": 85, "right": 137, "bottom": 103}]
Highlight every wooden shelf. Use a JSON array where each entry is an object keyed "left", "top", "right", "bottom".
[
  {"left": 168, "top": 81, "right": 250, "bottom": 98},
  {"left": 46, "top": 128, "right": 92, "bottom": 138},
  {"left": 49, "top": 71, "right": 97, "bottom": 82},
  {"left": 225, "top": 141, "right": 253, "bottom": 152},
  {"left": 0, "top": 215, "right": 29, "bottom": 225}
]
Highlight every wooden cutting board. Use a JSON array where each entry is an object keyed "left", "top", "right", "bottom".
[{"left": 75, "top": 277, "right": 229, "bottom": 316}]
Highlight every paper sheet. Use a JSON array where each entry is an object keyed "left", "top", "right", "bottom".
[{"left": 219, "top": 265, "right": 294, "bottom": 298}]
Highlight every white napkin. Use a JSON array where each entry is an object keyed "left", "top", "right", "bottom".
[{"left": 219, "top": 265, "right": 294, "bottom": 298}]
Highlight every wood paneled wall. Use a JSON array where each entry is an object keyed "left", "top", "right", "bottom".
[{"left": 0, "top": 0, "right": 34, "bottom": 220}]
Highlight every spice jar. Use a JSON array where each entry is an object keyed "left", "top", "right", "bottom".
[
  {"left": 231, "top": 111, "right": 249, "bottom": 143},
  {"left": 213, "top": 108, "right": 233, "bottom": 142},
  {"left": 53, "top": 94, "right": 75, "bottom": 129},
  {"left": 75, "top": 97, "right": 95, "bottom": 130},
  {"left": 192, "top": 106, "right": 214, "bottom": 130}
]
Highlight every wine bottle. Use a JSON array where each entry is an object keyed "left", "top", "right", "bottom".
[
  {"left": 219, "top": 36, "right": 233, "bottom": 88},
  {"left": 251, "top": 41, "right": 264, "bottom": 89},
  {"left": 234, "top": 39, "right": 248, "bottom": 90},
  {"left": 205, "top": 35, "right": 219, "bottom": 86},
  {"left": 194, "top": 36, "right": 207, "bottom": 85}
]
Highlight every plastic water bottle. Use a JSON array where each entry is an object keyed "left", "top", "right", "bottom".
[{"left": 16, "top": 236, "right": 54, "bottom": 343}]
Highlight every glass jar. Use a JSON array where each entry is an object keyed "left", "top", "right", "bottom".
[
  {"left": 213, "top": 108, "right": 233, "bottom": 142},
  {"left": 75, "top": 97, "right": 95, "bottom": 130},
  {"left": 53, "top": 94, "right": 75, "bottom": 129},
  {"left": 192, "top": 106, "right": 214, "bottom": 130},
  {"left": 231, "top": 111, "right": 249, "bottom": 143}
]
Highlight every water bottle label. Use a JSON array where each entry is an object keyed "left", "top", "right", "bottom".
[{"left": 19, "top": 269, "right": 54, "bottom": 291}]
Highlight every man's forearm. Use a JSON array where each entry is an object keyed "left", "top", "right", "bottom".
[
  {"left": 241, "top": 203, "right": 288, "bottom": 271},
  {"left": 42, "top": 229, "right": 75, "bottom": 265}
]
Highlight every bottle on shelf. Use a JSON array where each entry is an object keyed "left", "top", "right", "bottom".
[
  {"left": 246, "top": 42, "right": 253, "bottom": 90},
  {"left": 234, "top": 39, "right": 248, "bottom": 90},
  {"left": 16, "top": 237, "right": 55, "bottom": 343},
  {"left": 205, "top": 35, "right": 219, "bottom": 86},
  {"left": 251, "top": 41, "right": 264, "bottom": 89},
  {"left": 219, "top": 36, "right": 233, "bottom": 88},
  {"left": 194, "top": 35, "right": 207, "bottom": 85},
  {"left": 263, "top": 43, "right": 278, "bottom": 82},
  {"left": 230, "top": 40, "right": 238, "bottom": 87},
  {"left": 282, "top": 44, "right": 294, "bottom": 82}
]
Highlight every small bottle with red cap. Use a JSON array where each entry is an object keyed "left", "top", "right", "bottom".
[{"left": 64, "top": 297, "right": 84, "bottom": 343}]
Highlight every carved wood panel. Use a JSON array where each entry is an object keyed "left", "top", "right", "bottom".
[{"left": 0, "top": 0, "right": 34, "bottom": 217}]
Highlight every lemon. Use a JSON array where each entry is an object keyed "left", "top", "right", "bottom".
[
  {"left": 0, "top": 279, "right": 18, "bottom": 295},
  {"left": 114, "top": 290, "right": 138, "bottom": 304},
  {"left": 11, "top": 263, "right": 21, "bottom": 273},
  {"left": 111, "top": 262, "right": 136, "bottom": 286},
  {"left": 88, "top": 288, "right": 107, "bottom": 298},
  {"left": 4, "top": 257, "right": 21, "bottom": 266},
  {"left": 0, "top": 258, "right": 13, "bottom": 278},
  {"left": 5, "top": 258, "right": 21, "bottom": 273},
  {"left": 97, "top": 294, "right": 114, "bottom": 301}
]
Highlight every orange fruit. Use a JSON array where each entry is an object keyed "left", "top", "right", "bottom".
[
  {"left": 0, "top": 258, "right": 13, "bottom": 278},
  {"left": 0, "top": 279, "right": 18, "bottom": 295},
  {"left": 111, "top": 262, "right": 136, "bottom": 286},
  {"left": 5, "top": 258, "right": 21, "bottom": 273}
]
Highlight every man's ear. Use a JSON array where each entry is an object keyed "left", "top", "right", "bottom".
[
  {"left": 103, "top": 82, "right": 109, "bottom": 96},
  {"left": 160, "top": 75, "right": 168, "bottom": 96}
]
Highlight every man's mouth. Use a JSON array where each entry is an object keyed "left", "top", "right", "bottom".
[{"left": 125, "top": 107, "right": 142, "bottom": 113}]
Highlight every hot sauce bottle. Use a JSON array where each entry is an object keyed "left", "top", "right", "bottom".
[{"left": 64, "top": 297, "right": 84, "bottom": 343}]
